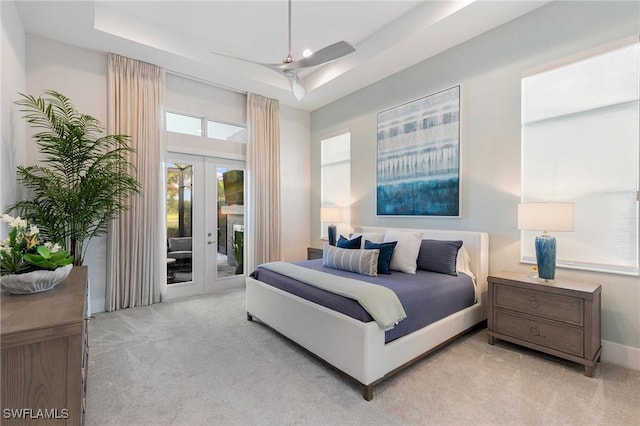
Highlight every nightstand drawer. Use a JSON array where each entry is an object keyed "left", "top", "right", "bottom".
[
  {"left": 494, "top": 283, "right": 584, "bottom": 326},
  {"left": 494, "top": 309, "right": 584, "bottom": 357},
  {"left": 307, "top": 247, "right": 323, "bottom": 260}
]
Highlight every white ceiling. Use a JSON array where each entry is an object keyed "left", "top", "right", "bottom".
[{"left": 15, "top": 0, "right": 550, "bottom": 111}]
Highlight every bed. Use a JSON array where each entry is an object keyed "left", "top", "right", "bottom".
[{"left": 245, "top": 226, "right": 489, "bottom": 400}]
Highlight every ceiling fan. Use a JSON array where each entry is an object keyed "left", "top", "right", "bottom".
[{"left": 213, "top": 0, "right": 355, "bottom": 100}]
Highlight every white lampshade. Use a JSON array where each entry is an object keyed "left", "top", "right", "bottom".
[
  {"left": 320, "top": 207, "right": 343, "bottom": 224},
  {"left": 518, "top": 202, "right": 575, "bottom": 232}
]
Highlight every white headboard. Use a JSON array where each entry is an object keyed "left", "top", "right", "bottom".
[{"left": 354, "top": 226, "right": 490, "bottom": 309}]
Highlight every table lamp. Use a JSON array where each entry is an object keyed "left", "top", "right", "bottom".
[
  {"left": 517, "top": 202, "right": 574, "bottom": 281},
  {"left": 320, "top": 207, "right": 343, "bottom": 246}
]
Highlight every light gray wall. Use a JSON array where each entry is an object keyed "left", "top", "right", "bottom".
[
  {"left": 1, "top": 1, "right": 26, "bottom": 231},
  {"left": 167, "top": 73, "right": 247, "bottom": 125},
  {"left": 165, "top": 74, "right": 247, "bottom": 166},
  {"left": 279, "top": 105, "right": 311, "bottom": 262},
  {"left": 310, "top": 1, "right": 640, "bottom": 353}
]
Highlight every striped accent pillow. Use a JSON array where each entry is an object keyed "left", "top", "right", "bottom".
[
  {"left": 416, "top": 239, "right": 463, "bottom": 276},
  {"left": 323, "top": 245, "right": 379, "bottom": 277}
]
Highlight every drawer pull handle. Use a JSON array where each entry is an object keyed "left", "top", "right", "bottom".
[
  {"left": 529, "top": 325, "right": 540, "bottom": 336},
  {"left": 528, "top": 296, "right": 540, "bottom": 308}
]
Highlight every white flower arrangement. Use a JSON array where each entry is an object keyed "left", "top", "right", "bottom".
[{"left": 0, "top": 214, "right": 74, "bottom": 276}]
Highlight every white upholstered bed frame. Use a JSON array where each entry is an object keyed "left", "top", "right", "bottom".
[{"left": 245, "top": 226, "right": 489, "bottom": 400}]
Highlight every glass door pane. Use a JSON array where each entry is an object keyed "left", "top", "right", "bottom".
[
  {"left": 215, "top": 166, "right": 245, "bottom": 279},
  {"left": 166, "top": 161, "right": 194, "bottom": 285}
]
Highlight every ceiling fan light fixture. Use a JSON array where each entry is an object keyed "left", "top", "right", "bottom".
[
  {"left": 291, "top": 79, "right": 306, "bottom": 100},
  {"left": 284, "top": 69, "right": 306, "bottom": 100}
]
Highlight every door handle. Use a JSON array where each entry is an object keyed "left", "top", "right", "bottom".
[{"left": 207, "top": 240, "right": 216, "bottom": 245}]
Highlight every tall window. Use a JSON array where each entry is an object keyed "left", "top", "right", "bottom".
[
  {"left": 521, "top": 41, "right": 640, "bottom": 275},
  {"left": 321, "top": 132, "right": 351, "bottom": 238}
]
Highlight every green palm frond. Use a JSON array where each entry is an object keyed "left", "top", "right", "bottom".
[{"left": 8, "top": 91, "right": 140, "bottom": 265}]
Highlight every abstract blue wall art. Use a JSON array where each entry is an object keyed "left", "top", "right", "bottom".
[{"left": 376, "top": 86, "right": 461, "bottom": 216}]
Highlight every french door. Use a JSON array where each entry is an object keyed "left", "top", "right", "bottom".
[{"left": 165, "top": 152, "right": 245, "bottom": 300}]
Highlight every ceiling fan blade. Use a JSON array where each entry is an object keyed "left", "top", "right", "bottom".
[
  {"left": 265, "top": 41, "right": 356, "bottom": 71},
  {"left": 211, "top": 50, "right": 262, "bottom": 66},
  {"left": 297, "top": 41, "right": 355, "bottom": 68},
  {"left": 213, "top": 50, "right": 306, "bottom": 99}
]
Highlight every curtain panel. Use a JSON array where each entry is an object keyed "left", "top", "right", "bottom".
[
  {"left": 106, "top": 53, "right": 166, "bottom": 311},
  {"left": 247, "top": 93, "right": 281, "bottom": 270}
]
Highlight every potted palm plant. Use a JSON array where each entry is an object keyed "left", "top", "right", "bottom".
[{"left": 7, "top": 90, "right": 140, "bottom": 266}]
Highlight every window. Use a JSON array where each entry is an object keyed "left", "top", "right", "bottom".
[
  {"left": 321, "top": 132, "right": 351, "bottom": 237},
  {"left": 166, "top": 112, "right": 246, "bottom": 142},
  {"left": 207, "top": 120, "right": 247, "bottom": 142},
  {"left": 521, "top": 41, "right": 639, "bottom": 275},
  {"left": 166, "top": 112, "right": 202, "bottom": 136}
]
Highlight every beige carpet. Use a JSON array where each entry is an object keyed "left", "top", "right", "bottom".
[{"left": 87, "top": 288, "right": 640, "bottom": 425}]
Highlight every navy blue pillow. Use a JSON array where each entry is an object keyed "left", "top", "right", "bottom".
[
  {"left": 337, "top": 235, "right": 362, "bottom": 249},
  {"left": 364, "top": 240, "right": 397, "bottom": 274},
  {"left": 416, "top": 239, "right": 463, "bottom": 276}
]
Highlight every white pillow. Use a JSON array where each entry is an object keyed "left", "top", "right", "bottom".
[
  {"left": 383, "top": 230, "right": 423, "bottom": 274},
  {"left": 455, "top": 246, "right": 478, "bottom": 302},
  {"left": 456, "top": 246, "right": 474, "bottom": 278},
  {"left": 350, "top": 232, "right": 385, "bottom": 249}
]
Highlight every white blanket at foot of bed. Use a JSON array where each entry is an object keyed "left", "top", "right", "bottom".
[{"left": 258, "top": 261, "right": 407, "bottom": 329}]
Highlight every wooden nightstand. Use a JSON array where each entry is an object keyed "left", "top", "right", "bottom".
[
  {"left": 487, "top": 271, "right": 601, "bottom": 376},
  {"left": 307, "top": 247, "right": 323, "bottom": 260}
]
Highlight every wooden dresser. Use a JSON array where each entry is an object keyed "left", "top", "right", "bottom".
[
  {"left": 1, "top": 266, "right": 88, "bottom": 425},
  {"left": 487, "top": 271, "right": 601, "bottom": 376}
]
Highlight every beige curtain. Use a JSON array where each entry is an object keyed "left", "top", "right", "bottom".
[
  {"left": 106, "top": 53, "right": 166, "bottom": 311},
  {"left": 247, "top": 93, "right": 281, "bottom": 270}
]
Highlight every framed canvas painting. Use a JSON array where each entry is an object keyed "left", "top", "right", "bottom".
[{"left": 376, "top": 85, "right": 461, "bottom": 216}]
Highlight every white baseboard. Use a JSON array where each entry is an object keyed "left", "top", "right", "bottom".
[{"left": 601, "top": 339, "right": 640, "bottom": 371}]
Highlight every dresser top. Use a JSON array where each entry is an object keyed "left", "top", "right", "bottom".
[
  {"left": 489, "top": 271, "right": 601, "bottom": 295},
  {"left": 1, "top": 266, "right": 87, "bottom": 337}
]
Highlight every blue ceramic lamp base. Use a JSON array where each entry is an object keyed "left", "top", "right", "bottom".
[
  {"left": 328, "top": 225, "right": 337, "bottom": 246},
  {"left": 535, "top": 234, "right": 556, "bottom": 281}
]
